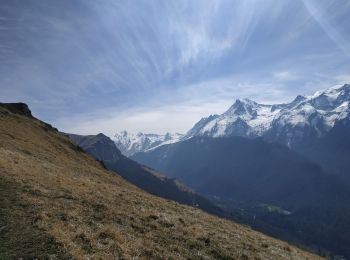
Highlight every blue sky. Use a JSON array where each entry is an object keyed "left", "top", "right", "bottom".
[{"left": 1, "top": 0, "right": 350, "bottom": 136}]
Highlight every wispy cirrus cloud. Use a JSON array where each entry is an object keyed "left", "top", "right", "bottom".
[
  {"left": 302, "top": 0, "right": 350, "bottom": 57},
  {"left": 0, "top": 0, "right": 349, "bottom": 134},
  {"left": 335, "top": 74, "right": 350, "bottom": 85}
]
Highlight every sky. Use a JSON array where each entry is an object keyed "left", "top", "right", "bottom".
[{"left": 1, "top": 0, "right": 350, "bottom": 136}]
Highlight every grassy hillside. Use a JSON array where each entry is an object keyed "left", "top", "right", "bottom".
[
  {"left": 68, "top": 133, "right": 222, "bottom": 216},
  {"left": 0, "top": 103, "right": 321, "bottom": 259}
]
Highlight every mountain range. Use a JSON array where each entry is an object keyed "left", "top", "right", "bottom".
[
  {"left": 131, "top": 84, "right": 350, "bottom": 258},
  {"left": 1, "top": 102, "right": 320, "bottom": 259},
  {"left": 186, "top": 84, "right": 350, "bottom": 149},
  {"left": 114, "top": 131, "right": 183, "bottom": 156},
  {"left": 2, "top": 83, "right": 348, "bottom": 258},
  {"left": 116, "top": 84, "right": 350, "bottom": 157}
]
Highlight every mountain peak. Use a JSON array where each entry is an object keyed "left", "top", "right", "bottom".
[
  {"left": 0, "top": 102, "right": 33, "bottom": 118},
  {"left": 96, "top": 133, "right": 107, "bottom": 138},
  {"left": 233, "top": 98, "right": 257, "bottom": 106},
  {"left": 293, "top": 95, "right": 307, "bottom": 103},
  {"left": 186, "top": 84, "right": 350, "bottom": 147},
  {"left": 114, "top": 131, "right": 184, "bottom": 156},
  {"left": 309, "top": 84, "right": 349, "bottom": 99},
  {"left": 225, "top": 98, "right": 259, "bottom": 117},
  {"left": 329, "top": 83, "right": 350, "bottom": 91}
]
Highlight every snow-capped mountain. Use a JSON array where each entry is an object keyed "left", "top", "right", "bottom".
[
  {"left": 115, "top": 84, "right": 349, "bottom": 156},
  {"left": 186, "top": 84, "right": 350, "bottom": 148},
  {"left": 114, "top": 131, "right": 184, "bottom": 156}
]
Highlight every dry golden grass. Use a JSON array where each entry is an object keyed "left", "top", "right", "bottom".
[{"left": 0, "top": 106, "right": 323, "bottom": 259}]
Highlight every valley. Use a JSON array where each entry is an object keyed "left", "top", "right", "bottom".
[{"left": 130, "top": 85, "right": 350, "bottom": 258}]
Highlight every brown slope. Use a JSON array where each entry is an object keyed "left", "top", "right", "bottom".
[
  {"left": 67, "top": 133, "right": 223, "bottom": 217},
  {"left": 0, "top": 103, "right": 322, "bottom": 259}
]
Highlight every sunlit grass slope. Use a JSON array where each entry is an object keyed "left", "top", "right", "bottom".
[{"left": 0, "top": 104, "right": 322, "bottom": 259}]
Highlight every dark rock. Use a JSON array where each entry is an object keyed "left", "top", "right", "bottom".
[{"left": 0, "top": 103, "right": 33, "bottom": 118}]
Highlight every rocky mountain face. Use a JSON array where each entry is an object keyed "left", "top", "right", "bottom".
[
  {"left": 68, "top": 133, "right": 222, "bottom": 216},
  {"left": 132, "top": 137, "right": 337, "bottom": 209},
  {"left": 113, "top": 131, "right": 184, "bottom": 156},
  {"left": 186, "top": 84, "right": 350, "bottom": 148},
  {"left": 69, "top": 133, "right": 123, "bottom": 162},
  {"left": 300, "top": 117, "right": 350, "bottom": 184},
  {"left": 0, "top": 102, "right": 33, "bottom": 117}
]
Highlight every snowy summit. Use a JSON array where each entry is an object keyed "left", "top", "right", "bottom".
[
  {"left": 114, "top": 131, "right": 184, "bottom": 156},
  {"left": 186, "top": 84, "right": 350, "bottom": 147}
]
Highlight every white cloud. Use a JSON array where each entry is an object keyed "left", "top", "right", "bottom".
[
  {"left": 272, "top": 71, "right": 300, "bottom": 81},
  {"left": 56, "top": 100, "right": 232, "bottom": 137},
  {"left": 335, "top": 74, "right": 350, "bottom": 84},
  {"left": 55, "top": 75, "right": 300, "bottom": 136}
]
